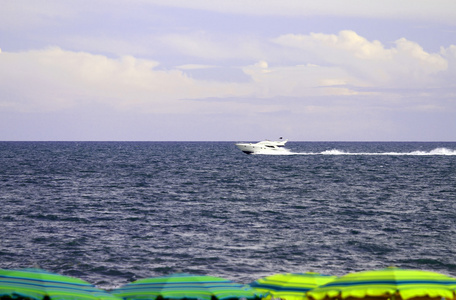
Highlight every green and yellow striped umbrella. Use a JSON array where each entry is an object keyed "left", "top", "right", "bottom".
[
  {"left": 0, "top": 268, "right": 121, "bottom": 300},
  {"left": 306, "top": 267, "right": 456, "bottom": 300},
  {"left": 249, "top": 272, "right": 337, "bottom": 300},
  {"left": 111, "top": 273, "right": 264, "bottom": 300}
]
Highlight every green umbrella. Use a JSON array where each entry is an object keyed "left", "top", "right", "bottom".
[
  {"left": 306, "top": 267, "right": 456, "bottom": 300},
  {"left": 249, "top": 272, "right": 337, "bottom": 300},
  {"left": 111, "top": 273, "right": 264, "bottom": 300},
  {"left": 0, "top": 268, "right": 121, "bottom": 300}
]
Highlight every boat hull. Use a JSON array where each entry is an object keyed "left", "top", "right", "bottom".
[{"left": 235, "top": 143, "right": 257, "bottom": 154}]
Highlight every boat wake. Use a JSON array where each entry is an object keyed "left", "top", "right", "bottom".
[
  {"left": 251, "top": 149, "right": 293, "bottom": 155},
  {"left": 256, "top": 147, "right": 456, "bottom": 156}
]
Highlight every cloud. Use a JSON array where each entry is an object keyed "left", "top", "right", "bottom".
[
  {"left": 0, "top": 47, "right": 252, "bottom": 114},
  {"left": 3, "top": 0, "right": 456, "bottom": 35},
  {"left": 141, "top": 0, "right": 456, "bottom": 24},
  {"left": 176, "top": 64, "right": 216, "bottom": 70},
  {"left": 272, "top": 30, "right": 451, "bottom": 89},
  {"left": 439, "top": 45, "right": 456, "bottom": 87},
  {"left": 156, "top": 32, "right": 265, "bottom": 63},
  {"left": 0, "top": 1, "right": 73, "bottom": 30},
  {"left": 1, "top": 30, "right": 455, "bottom": 118},
  {"left": 242, "top": 61, "right": 364, "bottom": 97}
]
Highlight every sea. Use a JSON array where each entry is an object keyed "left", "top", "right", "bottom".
[{"left": 1, "top": 141, "right": 456, "bottom": 289}]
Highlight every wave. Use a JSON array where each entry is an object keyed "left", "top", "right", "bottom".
[{"left": 289, "top": 147, "right": 456, "bottom": 156}]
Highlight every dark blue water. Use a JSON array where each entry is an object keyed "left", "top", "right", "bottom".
[{"left": 1, "top": 142, "right": 456, "bottom": 289}]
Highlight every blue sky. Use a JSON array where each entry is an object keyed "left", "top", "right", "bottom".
[{"left": 1, "top": 0, "right": 455, "bottom": 141}]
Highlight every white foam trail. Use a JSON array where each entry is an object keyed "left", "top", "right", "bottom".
[
  {"left": 252, "top": 148, "right": 294, "bottom": 155},
  {"left": 284, "top": 147, "right": 456, "bottom": 156},
  {"left": 321, "top": 149, "right": 348, "bottom": 155}
]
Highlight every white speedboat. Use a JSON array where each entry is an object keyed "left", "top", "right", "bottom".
[{"left": 235, "top": 138, "right": 289, "bottom": 154}]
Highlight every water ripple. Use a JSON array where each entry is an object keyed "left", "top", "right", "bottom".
[{"left": 0, "top": 141, "right": 455, "bottom": 289}]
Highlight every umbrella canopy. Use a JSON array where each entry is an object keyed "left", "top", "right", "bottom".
[
  {"left": 249, "top": 272, "right": 337, "bottom": 300},
  {"left": 306, "top": 267, "right": 456, "bottom": 300},
  {"left": 111, "top": 273, "right": 264, "bottom": 300},
  {"left": 0, "top": 268, "right": 121, "bottom": 300}
]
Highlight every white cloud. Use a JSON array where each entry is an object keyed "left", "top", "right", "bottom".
[
  {"left": 176, "top": 64, "right": 216, "bottom": 70},
  {"left": 0, "top": 47, "right": 251, "bottom": 113},
  {"left": 242, "top": 61, "right": 365, "bottom": 97},
  {"left": 1, "top": 29, "right": 455, "bottom": 118},
  {"left": 140, "top": 0, "right": 456, "bottom": 24},
  {"left": 439, "top": 45, "right": 456, "bottom": 88},
  {"left": 0, "top": 1, "right": 58, "bottom": 29},
  {"left": 3, "top": 0, "right": 455, "bottom": 35},
  {"left": 157, "top": 32, "right": 265, "bottom": 62},
  {"left": 273, "top": 30, "right": 451, "bottom": 88}
]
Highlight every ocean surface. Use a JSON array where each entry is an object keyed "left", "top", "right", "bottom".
[{"left": 1, "top": 141, "right": 456, "bottom": 289}]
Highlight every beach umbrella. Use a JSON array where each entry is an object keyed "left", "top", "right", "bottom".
[
  {"left": 0, "top": 268, "right": 121, "bottom": 300},
  {"left": 110, "top": 273, "right": 264, "bottom": 300},
  {"left": 249, "top": 272, "right": 337, "bottom": 300},
  {"left": 306, "top": 267, "right": 456, "bottom": 300}
]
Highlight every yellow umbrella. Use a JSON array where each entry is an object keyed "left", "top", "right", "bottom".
[
  {"left": 250, "top": 272, "right": 337, "bottom": 300},
  {"left": 307, "top": 267, "right": 456, "bottom": 300}
]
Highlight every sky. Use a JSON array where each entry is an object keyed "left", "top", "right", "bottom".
[{"left": 1, "top": 0, "right": 455, "bottom": 141}]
